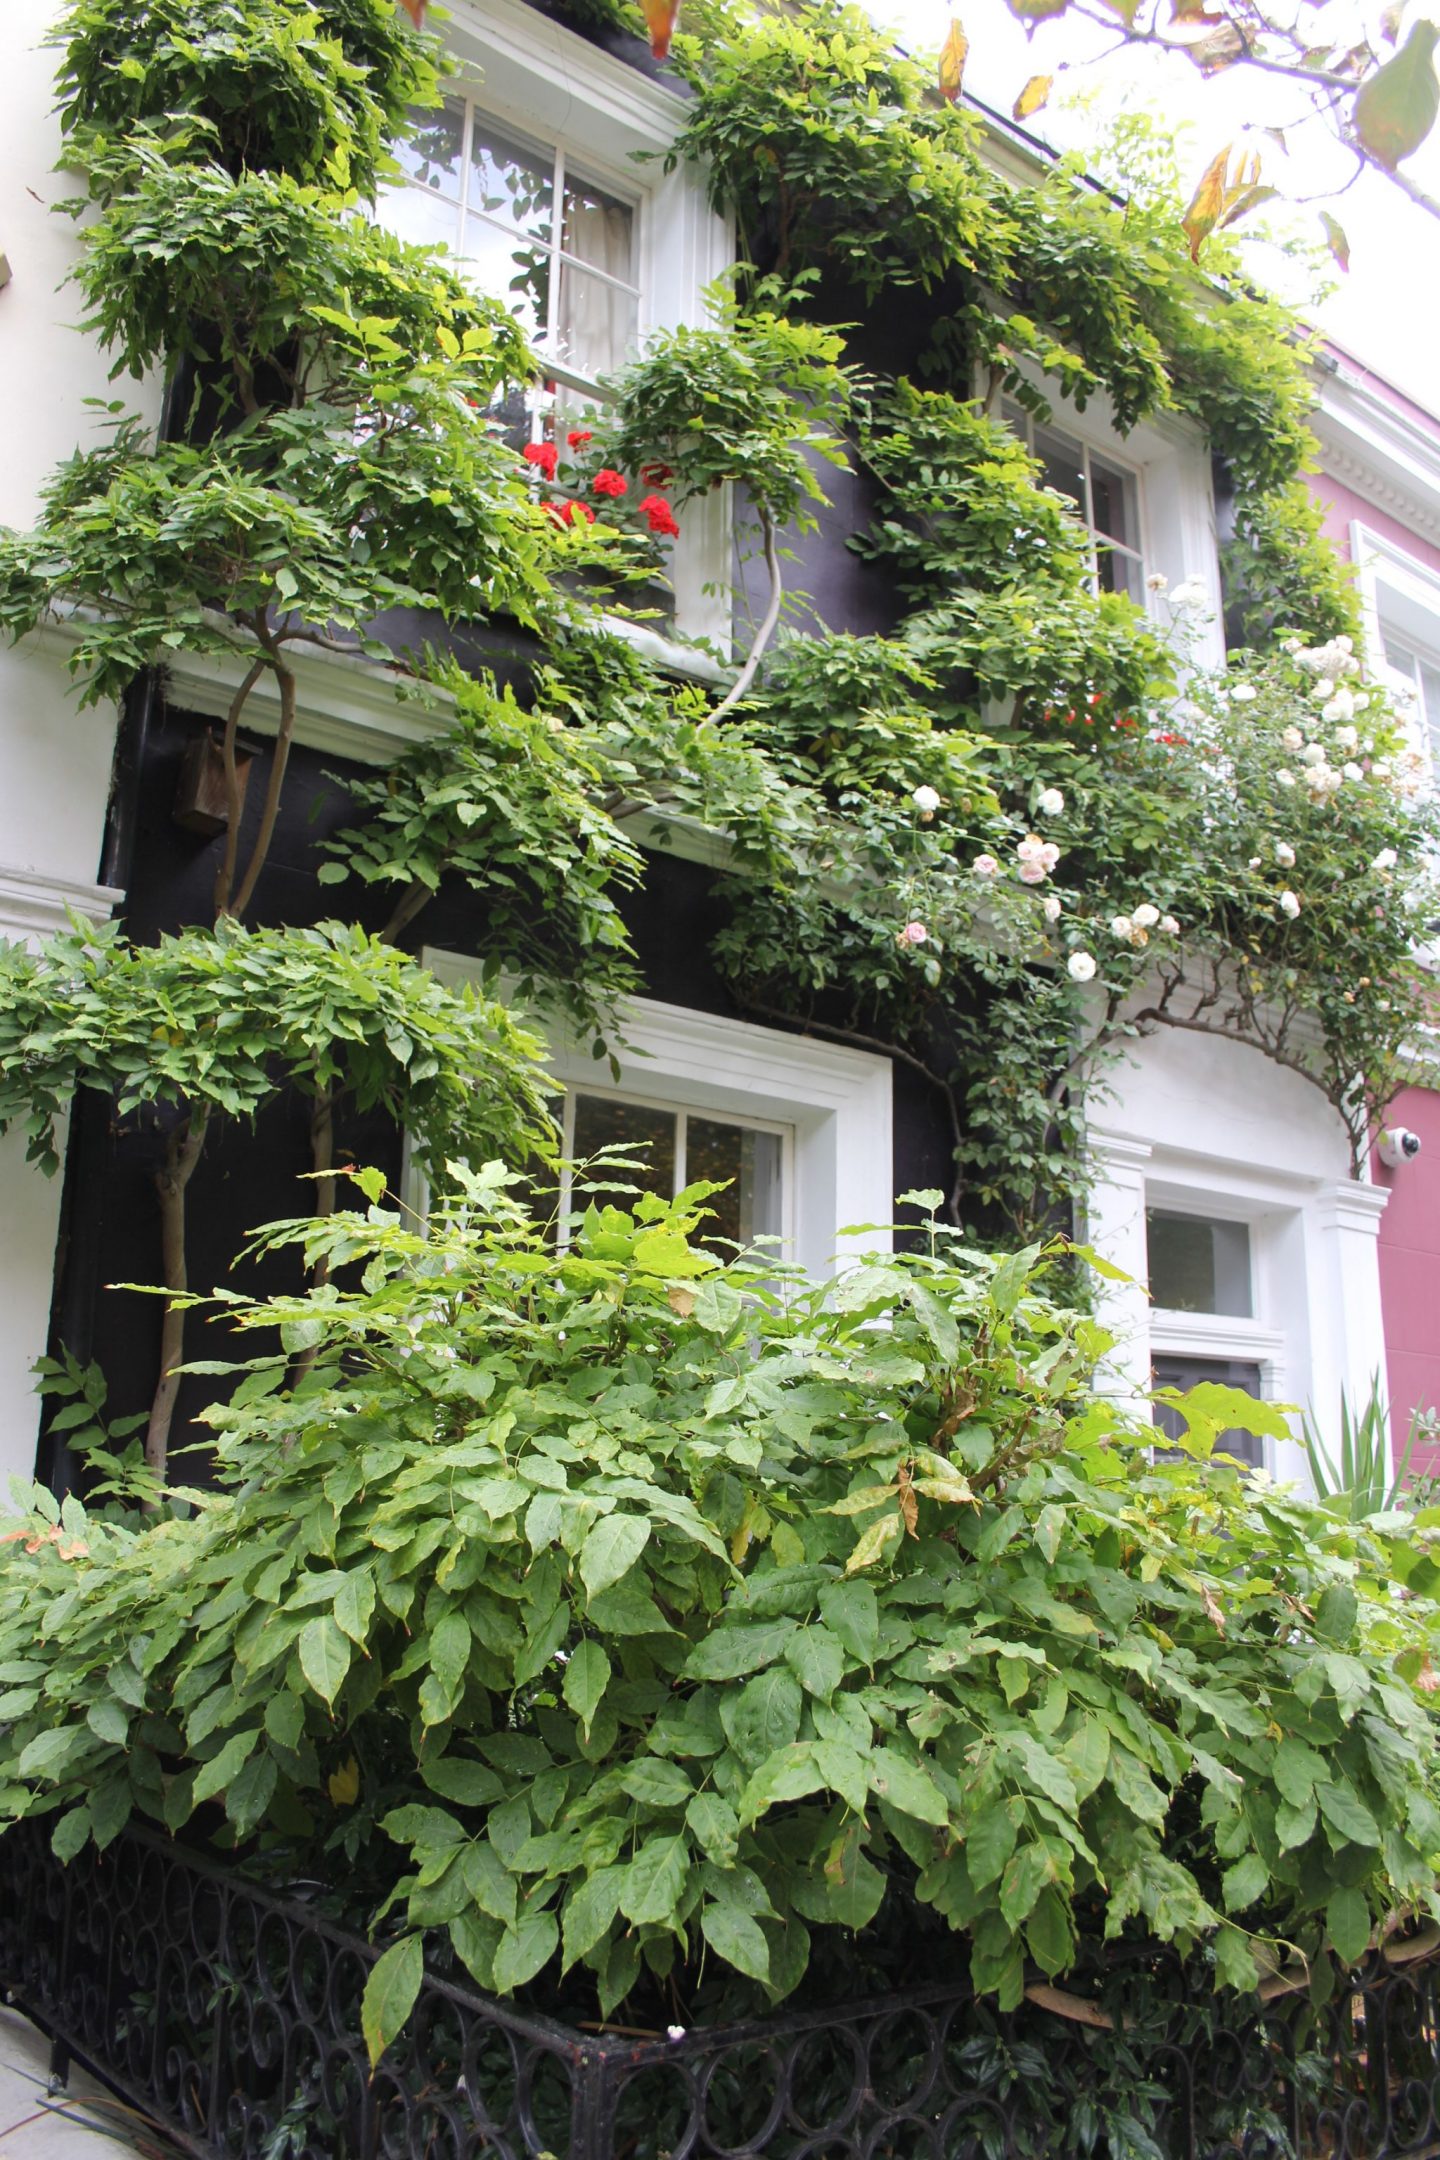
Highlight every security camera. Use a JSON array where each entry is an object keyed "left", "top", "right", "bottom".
[{"left": 1379, "top": 1127, "right": 1423, "bottom": 1167}]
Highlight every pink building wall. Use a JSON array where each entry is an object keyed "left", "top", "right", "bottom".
[
  {"left": 1375, "top": 1087, "right": 1440, "bottom": 1472},
  {"left": 1308, "top": 363, "right": 1440, "bottom": 1466}
]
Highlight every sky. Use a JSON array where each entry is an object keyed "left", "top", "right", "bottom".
[{"left": 878, "top": 0, "right": 1440, "bottom": 409}]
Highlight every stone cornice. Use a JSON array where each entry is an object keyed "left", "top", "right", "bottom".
[
  {"left": 1312, "top": 363, "right": 1440, "bottom": 545},
  {"left": 0, "top": 863, "right": 122, "bottom": 945}
]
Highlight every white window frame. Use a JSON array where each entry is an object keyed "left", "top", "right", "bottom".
[
  {"left": 988, "top": 359, "right": 1225, "bottom": 664},
  {"left": 421, "top": 956, "right": 894, "bottom": 1277},
  {"left": 1352, "top": 519, "right": 1440, "bottom": 776},
  {"left": 1002, "top": 401, "right": 1148, "bottom": 604},
  {"left": 560, "top": 1084, "right": 795, "bottom": 1257},
  {"left": 401, "top": 0, "right": 735, "bottom": 651},
  {"left": 383, "top": 95, "right": 645, "bottom": 406}
]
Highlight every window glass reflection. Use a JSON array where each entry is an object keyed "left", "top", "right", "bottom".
[
  {"left": 1146, "top": 1210, "right": 1252, "bottom": 1318},
  {"left": 572, "top": 1094, "right": 675, "bottom": 1207},
  {"left": 688, "top": 1118, "right": 784, "bottom": 1252}
]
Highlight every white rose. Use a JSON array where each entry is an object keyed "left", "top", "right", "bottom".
[
  {"left": 1279, "top": 890, "right": 1301, "bottom": 919},
  {"left": 1276, "top": 770, "right": 1295, "bottom": 787},
  {"left": 912, "top": 784, "right": 941, "bottom": 814},
  {"left": 1342, "top": 761, "right": 1364, "bottom": 782},
  {"left": 1281, "top": 726, "right": 1304, "bottom": 751},
  {"left": 1300, "top": 742, "right": 1326, "bottom": 766},
  {"left": 1335, "top": 725, "right": 1359, "bottom": 750},
  {"left": 1274, "top": 842, "right": 1295, "bottom": 868},
  {"left": 1169, "top": 580, "right": 1206, "bottom": 608},
  {"left": 1109, "top": 915, "right": 1135, "bottom": 940},
  {"left": 1067, "top": 951, "right": 1097, "bottom": 982},
  {"left": 1160, "top": 915, "right": 1180, "bottom": 934},
  {"left": 1322, "top": 690, "right": 1356, "bottom": 724},
  {"left": 1037, "top": 787, "right": 1065, "bottom": 815},
  {"left": 1312, "top": 680, "right": 1335, "bottom": 700},
  {"left": 1230, "top": 684, "right": 1257, "bottom": 703},
  {"left": 1353, "top": 692, "right": 1370, "bottom": 711},
  {"left": 1146, "top": 572, "right": 1169, "bottom": 594},
  {"left": 1043, "top": 894, "right": 1063, "bottom": 922},
  {"left": 1372, "top": 848, "right": 1398, "bottom": 871},
  {"left": 1132, "top": 903, "right": 1160, "bottom": 927}
]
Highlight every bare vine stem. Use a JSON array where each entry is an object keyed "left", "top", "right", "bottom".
[{"left": 708, "top": 505, "right": 782, "bottom": 724}]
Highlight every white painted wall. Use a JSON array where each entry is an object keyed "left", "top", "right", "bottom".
[
  {"left": 1084, "top": 1012, "right": 1387, "bottom": 1487},
  {"left": 0, "top": 6, "right": 154, "bottom": 1482}
]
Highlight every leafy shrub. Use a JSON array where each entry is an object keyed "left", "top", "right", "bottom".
[{"left": 2, "top": 1178, "right": 1438, "bottom": 2048}]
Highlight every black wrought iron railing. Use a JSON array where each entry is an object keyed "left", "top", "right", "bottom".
[{"left": 3, "top": 1816, "right": 1440, "bottom": 2159}]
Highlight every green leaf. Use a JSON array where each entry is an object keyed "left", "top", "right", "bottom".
[
  {"left": 686, "top": 1792, "right": 740, "bottom": 1863},
  {"left": 580, "top": 1514, "right": 651, "bottom": 1597},
  {"left": 684, "top": 1621, "right": 797, "bottom": 1682},
  {"left": 965, "top": 1802, "right": 1018, "bottom": 1890},
  {"left": 362, "top": 1935, "right": 424, "bottom": 2071},
  {"left": 619, "top": 1834, "right": 691, "bottom": 1927},
  {"left": 1315, "top": 1585, "right": 1358, "bottom": 1642},
  {"left": 701, "top": 1900, "right": 772, "bottom": 1983},
  {"left": 818, "top": 1580, "right": 879, "bottom": 1666},
  {"left": 299, "top": 1615, "right": 351, "bottom": 1708},
  {"left": 1326, "top": 1884, "right": 1372, "bottom": 1966},
  {"left": 1221, "top": 1850, "right": 1269, "bottom": 1913},
  {"left": 738, "top": 1743, "right": 827, "bottom": 1825},
  {"left": 225, "top": 1749, "right": 278, "bottom": 1837},
  {"left": 563, "top": 1641, "right": 611, "bottom": 1737},
  {"left": 868, "top": 1747, "right": 949, "bottom": 1827},
  {"left": 784, "top": 1626, "right": 845, "bottom": 1701},
  {"left": 1024, "top": 1885, "right": 1074, "bottom": 1976},
  {"left": 51, "top": 1807, "right": 91, "bottom": 1864},
  {"left": 724, "top": 1667, "right": 804, "bottom": 1767},
  {"left": 427, "top": 1610, "right": 471, "bottom": 1697},
  {"left": 621, "top": 1758, "right": 693, "bottom": 1808},
  {"left": 1317, "top": 1781, "right": 1382, "bottom": 1848},
  {"left": 562, "top": 1868, "right": 624, "bottom": 1969},
  {"left": 419, "top": 1755, "right": 504, "bottom": 1808},
  {"left": 1273, "top": 1736, "right": 1326, "bottom": 1808},
  {"left": 1214, "top": 1923, "right": 1260, "bottom": 1992},
  {"left": 1352, "top": 21, "right": 1440, "bottom": 169},
  {"left": 87, "top": 1698, "right": 131, "bottom": 1747},
  {"left": 1000, "top": 1841, "right": 1057, "bottom": 1927},
  {"left": 192, "top": 1728, "right": 259, "bottom": 1806},
  {"left": 493, "top": 1907, "right": 559, "bottom": 1992},
  {"left": 334, "top": 1571, "right": 376, "bottom": 1646}
]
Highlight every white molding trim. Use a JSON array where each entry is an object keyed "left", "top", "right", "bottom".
[
  {"left": 0, "top": 863, "right": 122, "bottom": 944},
  {"left": 1148, "top": 1309, "right": 1287, "bottom": 1368},
  {"left": 28, "top": 608, "right": 725, "bottom": 769},
  {"left": 423, "top": 960, "right": 894, "bottom": 1274}
]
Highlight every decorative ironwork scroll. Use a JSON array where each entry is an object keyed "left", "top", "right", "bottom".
[{"left": 2, "top": 1818, "right": 1439, "bottom": 2159}]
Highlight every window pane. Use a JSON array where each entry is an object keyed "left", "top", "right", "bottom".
[
  {"left": 562, "top": 175, "right": 636, "bottom": 278},
  {"left": 572, "top": 1094, "right": 675, "bottom": 1207},
  {"left": 1033, "top": 424, "right": 1085, "bottom": 513},
  {"left": 469, "top": 120, "right": 555, "bottom": 242},
  {"left": 393, "top": 101, "right": 465, "bottom": 199},
  {"left": 1152, "top": 1355, "right": 1264, "bottom": 1467},
  {"left": 382, "top": 181, "right": 463, "bottom": 256},
  {"left": 1146, "top": 1210, "right": 1252, "bottom": 1317},
  {"left": 460, "top": 217, "right": 550, "bottom": 341},
  {"left": 553, "top": 261, "right": 639, "bottom": 383},
  {"left": 686, "top": 1118, "right": 784, "bottom": 1253},
  {"left": 1089, "top": 457, "right": 1138, "bottom": 549},
  {"left": 1382, "top": 634, "right": 1419, "bottom": 682},
  {"left": 1097, "top": 545, "right": 1145, "bottom": 604}
]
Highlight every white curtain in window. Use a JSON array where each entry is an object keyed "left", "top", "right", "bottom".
[{"left": 557, "top": 198, "right": 636, "bottom": 383}]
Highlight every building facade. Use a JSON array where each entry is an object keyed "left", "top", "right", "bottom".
[{"left": 0, "top": 0, "right": 1432, "bottom": 1491}]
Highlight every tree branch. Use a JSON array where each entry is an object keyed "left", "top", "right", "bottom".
[
  {"left": 211, "top": 651, "right": 266, "bottom": 920},
  {"left": 707, "top": 505, "right": 783, "bottom": 724},
  {"left": 143, "top": 1102, "right": 211, "bottom": 1490},
  {"left": 230, "top": 630, "right": 298, "bottom": 919}
]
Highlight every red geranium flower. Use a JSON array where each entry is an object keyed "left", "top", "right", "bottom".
[
  {"left": 561, "top": 500, "right": 596, "bottom": 526},
  {"left": 566, "top": 428, "right": 594, "bottom": 449},
  {"left": 639, "top": 493, "right": 680, "bottom": 537},
  {"left": 523, "top": 441, "right": 558, "bottom": 480},
  {"left": 592, "top": 468, "right": 628, "bottom": 498}
]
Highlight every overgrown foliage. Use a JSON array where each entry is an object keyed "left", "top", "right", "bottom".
[{"left": 1, "top": 1185, "right": 1438, "bottom": 2044}]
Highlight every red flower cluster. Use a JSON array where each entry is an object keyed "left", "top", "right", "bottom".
[
  {"left": 639, "top": 493, "right": 680, "bottom": 537},
  {"left": 523, "top": 440, "right": 558, "bottom": 481},
  {"left": 567, "top": 428, "right": 593, "bottom": 449},
  {"left": 592, "top": 469, "right": 628, "bottom": 499},
  {"left": 541, "top": 499, "right": 598, "bottom": 528}
]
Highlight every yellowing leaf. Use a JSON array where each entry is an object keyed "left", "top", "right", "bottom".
[
  {"left": 938, "top": 20, "right": 969, "bottom": 101},
  {"left": 1320, "top": 211, "right": 1351, "bottom": 271},
  {"left": 1182, "top": 143, "right": 1239, "bottom": 261},
  {"left": 1013, "top": 73, "right": 1053, "bottom": 120},
  {"left": 328, "top": 1755, "right": 360, "bottom": 1806},
  {"left": 641, "top": 0, "right": 682, "bottom": 59},
  {"left": 1352, "top": 22, "right": 1440, "bottom": 169}
]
